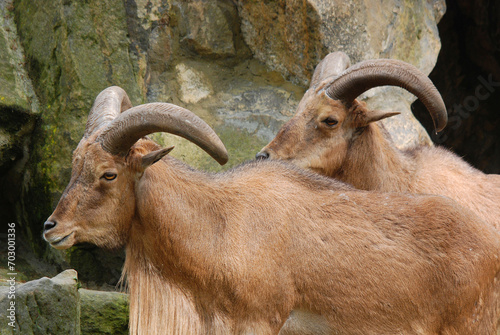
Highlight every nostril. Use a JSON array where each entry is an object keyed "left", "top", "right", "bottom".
[
  {"left": 43, "top": 220, "right": 57, "bottom": 232},
  {"left": 255, "top": 151, "right": 270, "bottom": 160}
]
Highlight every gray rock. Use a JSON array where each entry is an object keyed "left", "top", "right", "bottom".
[
  {"left": 178, "top": 0, "right": 236, "bottom": 57},
  {"left": 236, "top": 0, "right": 445, "bottom": 85},
  {"left": 216, "top": 87, "right": 297, "bottom": 142},
  {"left": 176, "top": 63, "right": 214, "bottom": 104},
  {"left": 0, "top": 5, "right": 30, "bottom": 111},
  {"left": 0, "top": 269, "right": 80, "bottom": 335}
]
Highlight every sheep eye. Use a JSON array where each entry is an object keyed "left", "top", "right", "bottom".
[
  {"left": 322, "top": 117, "right": 338, "bottom": 127},
  {"left": 102, "top": 172, "right": 117, "bottom": 181}
]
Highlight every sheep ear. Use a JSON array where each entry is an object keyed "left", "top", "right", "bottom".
[
  {"left": 141, "top": 146, "right": 174, "bottom": 169},
  {"left": 356, "top": 110, "right": 400, "bottom": 127},
  {"left": 368, "top": 110, "right": 400, "bottom": 123}
]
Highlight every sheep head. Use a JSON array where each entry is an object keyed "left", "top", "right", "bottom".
[
  {"left": 256, "top": 52, "right": 447, "bottom": 177},
  {"left": 43, "top": 86, "right": 228, "bottom": 250}
]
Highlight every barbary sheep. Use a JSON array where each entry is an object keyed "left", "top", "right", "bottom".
[
  {"left": 257, "top": 52, "right": 500, "bottom": 230},
  {"left": 44, "top": 86, "right": 500, "bottom": 334}
]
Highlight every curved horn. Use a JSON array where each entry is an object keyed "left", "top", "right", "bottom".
[
  {"left": 325, "top": 59, "right": 447, "bottom": 132},
  {"left": 310, "top": 52, "right": 351, "bottom": 89},
  {"left": 97, "top": 103, "right": 228, "bottom": 165},
  {"left": 84, "top": 86, "right": 133, "bottom": 137}
]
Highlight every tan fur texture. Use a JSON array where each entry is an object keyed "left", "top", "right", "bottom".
[
  {"left": 259, "top": 85, "right": 500, "bottom": 231},
  {"left": 45, "top": 134, "right": 500, "bottom": 334}
]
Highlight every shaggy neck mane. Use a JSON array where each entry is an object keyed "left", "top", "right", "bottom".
[
  {"left": 122, "top": 245, "right": 205, "bottom": 335},
  {"left": 119, "top": 142, "right": 211, "bottom": 335},
  {"left": 122, "top": 249, "right": 201, "bottom": 334},
  {"left": 121, "top": 151, "right": 232, "bottom": 335}
]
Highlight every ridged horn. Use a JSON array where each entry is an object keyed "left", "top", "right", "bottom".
[
  {"left": 85, "top": 86, "right": 133, "bottom": 137},
  {"left": 97, "top": 103, "right": 229, "bottom": 165},
  {"left": 325, "top": 59, "right": 447, "bottom": 132},
  {"left": 310, "top": 52, "right": 351, "bottom": 89}
]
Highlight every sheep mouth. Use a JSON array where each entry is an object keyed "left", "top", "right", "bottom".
[{"left": 49, "top": 232, "right": 74, "bottom": 248}]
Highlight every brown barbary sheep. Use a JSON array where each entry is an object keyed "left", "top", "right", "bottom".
[
  {"left": 257, "top": 52, "right": 500, "bottom": 231},
  {"left": 44, "top": 86, "right": 500, "bottom": 334}
]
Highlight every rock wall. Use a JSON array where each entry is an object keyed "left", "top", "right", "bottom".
[
  {"left": 1, "top": 0, "right": 444, "bottom": 285},
  {"left": 0, "top": 0, "right": 39, "bottom": 231},
  {"left": 237, "top": 0, "right": 445, "bottom": 84},
  {"left": 237, "top": 0, "right": 446, "bottom": 148}
]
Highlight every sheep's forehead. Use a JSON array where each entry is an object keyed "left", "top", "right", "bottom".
[
  {"left": 71, "top": 141, "right": 116, "bottom": 179},
  {"left": 299, "top": 92, "right": 346, "bottom": 118},
  {"left": 318, "top": 95, "right": 346, "bottom": 114}
]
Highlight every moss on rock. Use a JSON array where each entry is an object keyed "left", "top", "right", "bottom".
[
  {"left": 13, "top": 0, "right": 143, "bottom": 263},
  {"left": 80, "top": 289, "right": 129, "bottom": 335}
]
